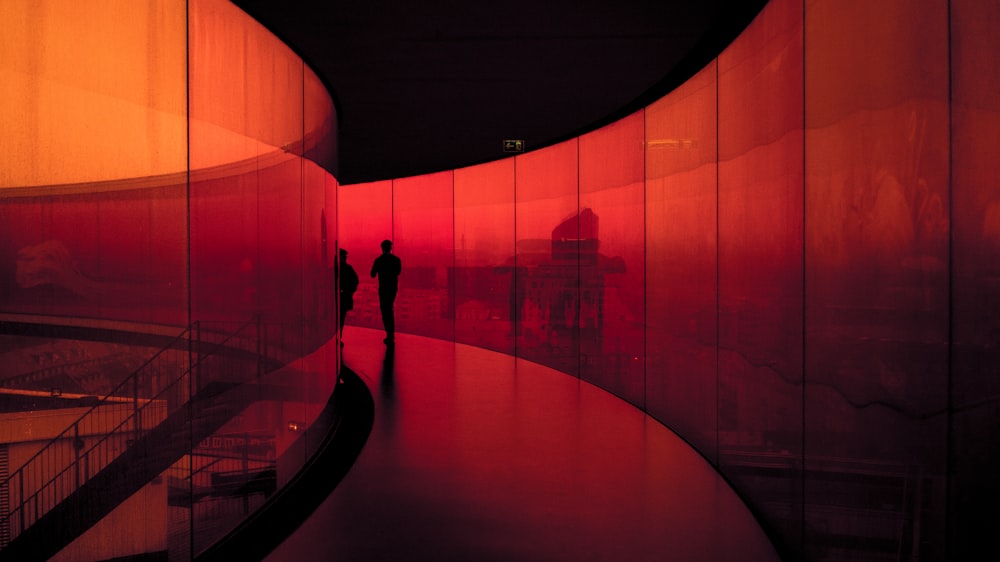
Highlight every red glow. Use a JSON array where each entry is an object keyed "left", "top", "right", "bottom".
[
  {"left": 578, "top": 112, "right": 645, "bottom": 404},
  {"left": 338, "top": 180, "right": 393, "bottom": 331},
  {"left": 717, "top": 0, "right": 804, "bottom": 551},
  {"left": 392, "top": 171, "right": 455, "bottom": 340},
  {"left": 514, "top": 140, "right": 580, "bottom": 375},
  {"left": 454, "top": 159, "right": 516, "bottom": 354},
  {"left": 644, "top": 61, "right": 719, "bottom": 458},
  {"left": 2, "top": 0, "right": 996, "bottom": 558}
]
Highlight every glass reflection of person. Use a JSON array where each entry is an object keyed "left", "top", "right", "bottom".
[
  {"left": 339, "top": 248, "right": 359, "bottom": 340},
  {"left": 370, "top": 239, "right": 402, "bottom": 344}
]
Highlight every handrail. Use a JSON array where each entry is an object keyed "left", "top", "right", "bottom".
[
  {"left": 0, "top": 317, "right": 260, "bottom": 549},
  {"left": 0, "top": 324, "right": 193, "bottom": 492}
]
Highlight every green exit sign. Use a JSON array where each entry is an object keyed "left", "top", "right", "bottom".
[{"left": 502, "top": 139, "right": 525, "bottom": 153}]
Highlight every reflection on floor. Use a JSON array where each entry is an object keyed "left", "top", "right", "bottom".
[{"left": 267, "top": 326, "right": 780, "bottom": 562}]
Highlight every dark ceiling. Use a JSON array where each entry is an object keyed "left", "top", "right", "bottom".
[{"left": 231, "top": 0, "right": 767, "bottom": 185}]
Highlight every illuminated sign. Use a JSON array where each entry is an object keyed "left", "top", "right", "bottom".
[{"left": 502, "top": 139, "right": 525, "bottom": 153}]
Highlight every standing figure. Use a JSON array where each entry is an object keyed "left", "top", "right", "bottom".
[
  {"left": 370, "top": 239, "right": 402, "bottom": 344},
  {"left": 339, "top": 248, "right": 359, "bottom": 340}
]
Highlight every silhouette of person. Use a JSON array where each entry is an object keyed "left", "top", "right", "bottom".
[
  {"left": 339, "top": 248, "right": 359, "bottom": 339},
  {"left": 370, "top": 239, "right": 402, "bottom": 344}
]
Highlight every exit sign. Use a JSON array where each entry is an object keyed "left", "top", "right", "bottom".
[{"left": 502, "top": 139, "right": 525, "bottom": 153}]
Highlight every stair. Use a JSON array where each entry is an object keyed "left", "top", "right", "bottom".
[
  {"left": 0, "top": 319, "right": 273, "bottom": 562},
  {"left": 0, "top": 381, "right": 258, "bottom": 562}
]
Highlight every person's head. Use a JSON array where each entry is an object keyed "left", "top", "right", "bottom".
[
  {"left": 339, "top": 248, "right": 348, "bottom": 262},
  {"left": 380, "top": 239, "right": 392, "bottom": 253}
]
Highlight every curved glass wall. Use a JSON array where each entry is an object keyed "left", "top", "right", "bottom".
[
  {"left": 340, "top": 0, "right": 999, "bottom": 559},
  {"left": 2, "top": 0, "right": 995, "bottom": 559},
  {"left": 0, "top": 0, "right": 340, "bottom": 560}
]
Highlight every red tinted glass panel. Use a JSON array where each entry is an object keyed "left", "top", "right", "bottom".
[
  {"left": 1, "top": 184, "right": 188, "bottom": 325},
  {"left": 97, "top": 187, "right": 188, "bottom": 324},
  {"left": 304, "top": 161, "right": 332, "bottom": 349},
  {"left": 338, "top": 180, "right": 393, "bottom": 331},
  {"left": 258, "top": 156, "right": 304, "bottom": 344},
  {"left": 718, "top": 0, "right": 804, "bottom": 552},
  {"left": 0, "top": 199, "right": 47, "bottom": 314},
  {"left": 578, "top": 112, "right": 645, "bottom": 405},
  {"left": 515, "top": 139, "right": 580, "bottom": 376},
  {"left": 190, "top": 170, "right": 259, "bottom": 322},
  {"left": 393, "top": 171, "right": 455, "bottom": 340},
  {"left": 805, "top": 0, "right": 949, "bottom": 559},
  {"left": 454, "top": 159, "right": 516, "bottom": 354},
  {"left": 645, "top": 62, "right": 718, "bottom": 460}
]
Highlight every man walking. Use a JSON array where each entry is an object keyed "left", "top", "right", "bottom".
[{"left": 370, "top": 239, "right": 402, "bottom": 344}]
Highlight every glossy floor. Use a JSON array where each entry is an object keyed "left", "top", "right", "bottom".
[{"left": 267, "top": 327, "right": 780, "bottom": 561}]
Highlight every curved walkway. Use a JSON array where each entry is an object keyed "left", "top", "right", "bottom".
[{"left": 267, "top": 327, "right": 780, "bottom": 562}]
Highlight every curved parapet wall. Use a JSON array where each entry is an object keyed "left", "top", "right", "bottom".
[
  {"left": 339, "top": 0, "right": 999, "bottom": 559},
  {"left": 1, "top": 0, "right": 341, "bottom": 559}
]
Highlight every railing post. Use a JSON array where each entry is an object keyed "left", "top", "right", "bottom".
[
  {"left": 242, "top": 434, "right": 250, "bottom": 515},
  {"left": 187, "top": 320, "right": 197, "bottom": 560},
  {"left": 133, "top": 373, "right": 140, "bottom": 444},
  {"left": 17, "top": 472, "right": 23, "bottom": 536},
  {"left": 195, "top": 321, "right": 202, "bottom": 393},
  {"left": 256, "top": 315, "right": 263, "bottom": 383},
  {"left": 73, "top": 424, "right": 80, "bottom": 489}
]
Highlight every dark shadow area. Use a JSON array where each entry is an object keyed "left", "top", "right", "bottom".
[
  {"left": 380, "top": 345, "right": 395, "bottom": 400},
  {"left": 0, "top": 318, "right": 283, "bottom": 372},
  {"left": 0, "top": 318, "right": 186, "bottom": 351},
  {"left": 232, "top": 0, "right": 768, "bottom": 184}
]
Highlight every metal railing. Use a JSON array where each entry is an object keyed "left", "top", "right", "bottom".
[{"left": 0, "top": 317, "right": 270, "bottom": 551}]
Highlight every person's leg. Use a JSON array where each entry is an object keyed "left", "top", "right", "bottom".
[
  {"left": 385, "top": 294, "right": 395, "bottom": 339},
  {"left": 378, "top": 290, "right": 397, "bottom": 342},
  {"left": 379, "top": 293, "right": 392, "bottom": 341}
]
